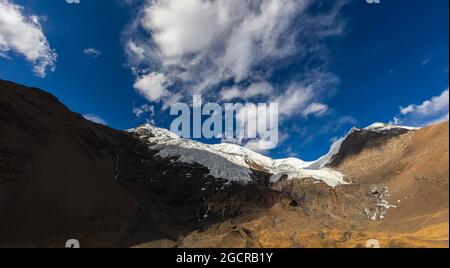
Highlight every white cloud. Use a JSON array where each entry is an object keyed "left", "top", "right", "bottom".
[
  {"left": 302, "top": 103, "right": 329, "bottom": 118},
  {"left": 393, "top": 88, "right": 449, "bottom": 127},
  {"left": 219, "top": 82, "right": 273, "bottom": 101},
  {"left": 399, "top": 105, "right": 414, "bottom": 115},
  {"left": 220, "top": 87, "right": 242, "bottom": 101},
  {"left": 228, "top": 76, "right": 337, "bottom": 151},
  {"left": 0, "top": 0, "right": 56, "bottom": 77},
  {"left": 126, "top": 40, "right": 145, "bottom": 60},
  {"left": 141, "top": 0, "right": 222, "bottom": 58},
  {"left": 244, "top": 82, "right": 274, "bottom": 98},
  {"left": 133, "top": 72, "right": 170, "bottom": 102},
  {"left": 273, "top": 83, "right": 314, "bottom": 117},
  {"left": 83, "top": 48, "right": 101, "bottom": 58},
  {"left": 83, "top": 114, "right": 107, "bottom": 125},
  {"left": 124, "top": 0, "right": 345, "bottom": 106},
  {"left": 133, "top": 103, "right": 155, "bottom": 118},
  {"left": 124, "top": 0, "right": 347, "bottom": 151}
]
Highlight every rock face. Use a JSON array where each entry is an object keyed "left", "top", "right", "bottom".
[
  {"left": 0, "top": 80, "right": 140, "bottom": 247},
  {"left": 0, "top": 79, "right": 448, "bottom": 248},
  {"left": 330, "top": 121, "right": 449, "bottom": 246},
  {"left": 327, "top": 126, "right": 412, "bottom": 168}
]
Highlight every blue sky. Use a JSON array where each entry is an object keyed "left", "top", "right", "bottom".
[{"left": 0, "top": 0, "right": 448, "bottom": 160}]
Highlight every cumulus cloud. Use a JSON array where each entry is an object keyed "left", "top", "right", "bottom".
[
  {"left": 133, "top": 72, "right": 170, "bottom": 102},
  {"left": 124, "top": 0, "right": 345, "bottom": 103},
  {"left": 392, "top": 88, "right": 449, "bottom": 127},
  {"left": 0, "top": 0, "right": 56, "bottom": 77},
  {"left": 124, "top": 0, "right": 347, "bottom": 151},
  {"left": 83, "top": 114, "right": 107, "bottom": 125}
]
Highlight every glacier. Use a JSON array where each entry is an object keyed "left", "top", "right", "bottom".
[{"left": 129, "top": 123, "right": 417, "bottom": 188}]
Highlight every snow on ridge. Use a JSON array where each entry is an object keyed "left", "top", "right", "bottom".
[
  {"left": 365, "top": 122, "right": 418, "bottom": 132},
  {"left": 129, "top": 123, "right": 179, "bottom": 142},
  {"left": 130, "top": 124, "right": 253, "bottom": 183},
  {"left": 128, "top": 122, "right": 416, "bottom": 187},
  {"left": 306, "top": 122, "right": 418, "bottom": 170},
  {"left": 128, "top": 124, "right": 347, "bottom": 186}
]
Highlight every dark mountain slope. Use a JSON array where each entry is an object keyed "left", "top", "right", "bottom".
[{"left": 0, "top": 80, "right": 141, "bottom": 247}]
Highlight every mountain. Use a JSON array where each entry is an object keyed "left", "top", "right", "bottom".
[
  {"left": 129, "top": 124, "right": 347, "bottom": 187},
  {"left": 0, "top": 79, "right": 140, "bottom": 247},
  {"left": 0, "top": 79, "right": 448, "bottom": 248}
]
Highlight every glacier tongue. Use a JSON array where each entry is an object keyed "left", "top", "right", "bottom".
[{"left": 149, "top": 140, "right": 254, "bottom": 183}]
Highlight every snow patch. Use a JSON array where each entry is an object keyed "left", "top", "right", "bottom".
[{"left": 366, "top": 186, "right": 396, "bottom": 221}]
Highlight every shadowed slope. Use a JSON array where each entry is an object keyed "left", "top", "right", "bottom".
[{"left": 0, "top": 80, "right": 140, "bottom": 247}]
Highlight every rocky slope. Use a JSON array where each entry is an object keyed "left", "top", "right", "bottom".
[
  {"left": 0, "top": 80, "right": 147, "bottom": 247},
  {"left": 330, "top": 121, "right": 449, "bottom": 247},
  {"left": 0, "top": 79, "right": 448, "bottom": 248}
]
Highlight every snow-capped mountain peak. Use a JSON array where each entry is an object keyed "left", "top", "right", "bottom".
[
  {"left": 307, "top": 122, "right": 419, "bottom": 170},
  {"left": 129, "top": 124, "right": 348, "bottom": 187},
  {"left": 128, "top": 122, "right": 417, "bottom": 188}
]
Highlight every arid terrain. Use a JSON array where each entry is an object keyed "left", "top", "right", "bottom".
[
  {"left": 183, "top": 122, "right": 449, "bottom": 248},
  {"left": 0, "top": 79, "right": 448, "bottom": 248}
]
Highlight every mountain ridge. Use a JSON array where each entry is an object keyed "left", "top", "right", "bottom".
[
  {"left": 127, "top": 121, "right": 419, "bottom": 188},
  {"left": 0, "top": 79, "right": 448, "bottom": 248}
]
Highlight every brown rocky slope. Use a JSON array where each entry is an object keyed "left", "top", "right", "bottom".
[{"left": 198, "top": 122, "right": 449, "bottom": 248}]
